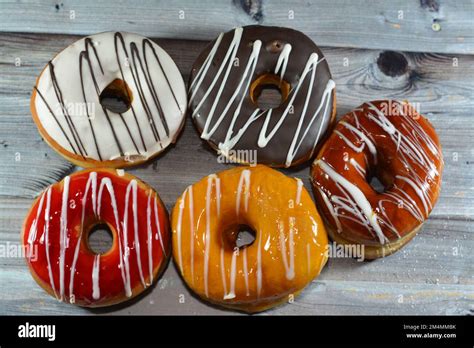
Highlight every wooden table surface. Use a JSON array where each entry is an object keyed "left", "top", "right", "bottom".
[{"left": 0, "top": 0, "right": 473, "bottom": 315}]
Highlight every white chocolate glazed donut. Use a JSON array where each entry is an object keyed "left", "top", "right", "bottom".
[{"left": 31, "top": 32, "right": 187, "bottom": 168}]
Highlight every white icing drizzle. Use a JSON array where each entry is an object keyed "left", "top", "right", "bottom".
[
  {"left": 27, "top": 190, "right": 46, "bottom": 248},
  {"left": 278, "top": 178, "right": 304, "bottom": 280},
  {"left": 105, "top": 177, "right": 163, "bottom": 297},
  {"left": 59, "top": 175, "right": 70, "bottom": 300},
  {"left": 187, "top": 186, "right": 195, "bottom": 284},
  {"left": 146, "top": 191, "right": 154, "bottom": 285},
  {"left": 279, "top": 217, "right": 296, "bottom": 280},
  {"left": 188, "top": 32, "right": 225, "bottom": 102},
  {"left": 242, "top": 248, "right": 250, "bottom": 296},
  {"left": 92, "top": 254, "right": 100, "bottom": 300},
  {"left": 335, "top": 130, "right": 365, "bottom": 153},
  {"left": 174, "top": 168, "right": 329, "bottom": 302},
  {"left": 153, "top": 196, "right": 167, "bottom": 257},
  {"left": 275, "top": 43, "right": 292, "bottom": 81},
  {"left": 340, "top": 121, "right": 377, "bottom": 161},
  {"left": 221, "top": 169, "right": 252, "bottom": 300},
  {"left": 219, "top": 238, "right": 228, "bottom": 297},
  {"left": 395, "top": 175, "right": 430, "bottom": 215},
  {"left": 316, "top": 101, "right": 441, "bottom": 243},
  {"left": 28, "top": 171, "right": 164, "bottom": 303},
  {"left": 236, "top": 169, "right": 251, "bottom": 215},
  {"left": 175, "top": 187, "right": 187, "bottom": 275},
  {"left": 124, "top": 180, "right": 146, "bottom": 288},
  {"left": 226, "top": 250, "right": 238, "bottom": 300},
  {"left": 204, "top": 175, "right": 221, "bottom": 298},
  {"left": 98, "top": 177, "right": 131, "bottom": 297},
  {"left": 317, "top": 187, "right": 343, "bottom": 233},
  {"left": 256, "top": 230, "right": 263, "bottom": 298},
  {"left": 43, "top": 188, "right": 58, "bottom": 298},
  {"left": 223, "top": 248, "right": 238, "bottom": 300},
  {"left": 176, "top": 186, "right": 195, "bottom": 283},
  {"left": 365, "top": 102, "right": 439, "bottom": 219},
  {"left": 189, "top": 27, "right": 335, "bottom": 167},
  {"left": 284, "top": 67, "right": 335, "bottom": 167},
  {"left": 350, "top": 157, "right": 366, "bottom": 177},
  {"left": 69, "top": 171, "right": 97, "bottom": 297},
  {"left": 194, "top": 28, "right": 245, "bottom": 125},
  {"left": 207, "top": 36, "right": 264, "bottom": 150},
  {"left": 316, "top": 160, "right": 387, "bottom": 244},
  {"left": 295, "top": 178, "right": 303, "bottom": 205}
]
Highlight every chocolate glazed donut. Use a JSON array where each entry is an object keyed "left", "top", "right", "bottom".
[{"left": 188, "top": 25, "right": 336, "bottom": 167}]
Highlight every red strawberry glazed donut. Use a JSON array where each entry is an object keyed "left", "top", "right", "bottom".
[
  {"left": 21, "top": 168, "right": 170, "bottom": 307},
  {"left": 311, "top": 100, "right": 443, "bottom": 259}
]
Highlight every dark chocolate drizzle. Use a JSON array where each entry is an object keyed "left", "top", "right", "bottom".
[
  {"left": 79, "top": 46, "right": 103, "bottom": 160},
  {"left": 114, "top": 32, "right": 147, "bottom": 153},
  {"left": 34, "top": 86, "right": 79, "bottom": 155},
  {"left": 49, "top": 61, "right": 87, "bottom": 158}
]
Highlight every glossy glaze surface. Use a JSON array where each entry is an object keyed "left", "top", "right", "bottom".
[
  {"left": 172, "top": 165, "right": 328, "bottom": 312},
  {"left": 311, "top": 100, "right": 443, "bottom": 248},
  {"left": 189, "top": 25, "right": 335, "bottom": 167},
  {"left": 22, "top": 168, "right": 170, "bottom": 307},
  {"left": 32, "top": 32, "right": 187, "bottom": 167}
]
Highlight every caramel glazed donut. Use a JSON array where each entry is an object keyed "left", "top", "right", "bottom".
[
  {"left": 311, "top": 100, "right": 443, "bottom": 259},
  {"left": 188, "top": 25, "right": 336, "bottom": 167},
  {"left": 22, "top": 169, "right": 170, "bottom": 307},
  {"left": 172, "top": 165, "right": 328, "bottom": 313},
  {"left": 31, "top": 32, "right": 187, "bottom": 168}
]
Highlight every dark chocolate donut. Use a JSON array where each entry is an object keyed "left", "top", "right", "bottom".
[{"left": 188, "top": 25, "right": 336, "bottom": 167}]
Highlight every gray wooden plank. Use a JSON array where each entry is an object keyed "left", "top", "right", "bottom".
[
  {"left": 0, "top": 32, "right": 473, "bottom": 316},
  {"left": 0, "top": 0, "right": 473, "bottom": 54},
  {"left": 1, "top": 197, "right": 472, "bottom": 315},
  {"left": 0, "top": 33, "right": 472, "bottom": 220}
]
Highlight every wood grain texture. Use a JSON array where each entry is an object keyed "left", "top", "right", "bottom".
[
  {"left": 1, "top": 198, "right": 472, "bottom": 315},
  {"left": 0, "top": 0, "right": 473, "bottom": 54},
  {"left": 0, "top": 24, "right": 473, "bottom": 314},
  {"left": 1, "top": 33, "right": 473, "bottom": 217}
]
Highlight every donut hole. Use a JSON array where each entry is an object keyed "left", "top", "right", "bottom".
[
  {"left": 236, "top": 227, "right": 256, "bottom": 248},
  {"left": 368, "top": 167, "right": 394, "bottom": 194},
  {"left": 223, "top": 224, "right": 256, "bottom": 250},
  {"left": 369, "top": 175, "right": 386, "bottom": 194},
  {"left": 250, "top": 73, "right": 290, "bottom": 110},
  {"left": 87, "top": 223, "right": 114, "bottom": 255},
  {"left": 99, "top": 78, "right": 133, "bottom": 114}
]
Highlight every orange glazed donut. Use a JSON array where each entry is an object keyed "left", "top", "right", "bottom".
[
  {"left": 171, "top": 165, "right": 328, "bottom": 312},
  {"left": 21, "top": 169, "right": 170, "bottom": 307},
  {"left": 311, "top": 100, "right": 443, "bottom": 259}
]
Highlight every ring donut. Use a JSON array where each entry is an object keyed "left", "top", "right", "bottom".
[
  {"left": 31, "top": 31, "right": 187, "bottom": 168},
  {"left": 21, "top": 168, "right": 170, "bottom": 307},
  {"left": 188, "top": 25, "right": 336, "bottom": 167},
  {"left": 311, "top": 100, "right": 443, "bottom": 259},
  {"left": 171, "top": 165, "right": 328, "bottom": 312}
]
